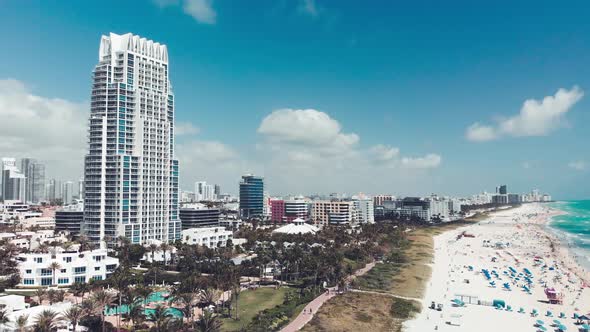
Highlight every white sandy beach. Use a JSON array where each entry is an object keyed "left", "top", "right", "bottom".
[{"left": 405, "top": 203, "right": 590, "bottom": 332}]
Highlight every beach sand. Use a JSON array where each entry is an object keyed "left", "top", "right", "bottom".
[{"left": 404, "top": 203, "right": 590, "bottom": 332}]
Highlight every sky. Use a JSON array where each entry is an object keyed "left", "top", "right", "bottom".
[{"left": 1, "top": 0, "right": 589, "bottom": 199}]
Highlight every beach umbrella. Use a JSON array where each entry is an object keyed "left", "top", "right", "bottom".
[
  {"left": 537, "top": 326, "right": 547, "bottom": 332},
  {"left": 557, "top": 324, "right": 567, "bottom": 331},
  {"left": 536, "top": 320, "right": 544, "bottom": 325},
  {"left": 581, "top": 324, "right": 590, "bottom": 331},
  {"left": 553, "top": 319, "right": 561, "bottom": 325},
  {"left": 573, "top": 313, "right": 579, "bottom": 319}
]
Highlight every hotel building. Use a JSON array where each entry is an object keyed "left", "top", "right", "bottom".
[{"left": 82, "top": 33, "right": 180, "bottom": 247}]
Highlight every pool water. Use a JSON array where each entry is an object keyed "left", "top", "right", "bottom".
[{"left": 105, "top": 291, "right": 183, "bottom": 317}]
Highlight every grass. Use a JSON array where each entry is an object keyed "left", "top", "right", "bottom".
[
  {"left": 220, "top": 287, "right": 288, "bottom": 332},
  {"left": 301, "top": 292, "right": 419, "bottom": 332}
]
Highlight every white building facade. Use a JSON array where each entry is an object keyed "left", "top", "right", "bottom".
[
  {"left": 181, "top": 227, "right": 233, "bottom": 248},
  {"left": 17, "top": 248, "right": 119, "bottom": 287},
  {"left": 82, "top": 33, "right": 180, "bottom": 247},
  {"left": 353, "top": 199, "right": 375, "bottom": 224}
]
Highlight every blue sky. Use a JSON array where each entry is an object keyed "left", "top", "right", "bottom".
[{"left": 1, "top": 0, "right": 589, "bottom": 199}]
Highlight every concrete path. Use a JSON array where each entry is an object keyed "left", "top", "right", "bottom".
[{"left": 280, "top": 261, "right": 376, "bottom": 332}]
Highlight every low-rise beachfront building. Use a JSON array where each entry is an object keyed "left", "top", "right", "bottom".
[
  {"left": 311, "top": 200, "right": 355, "bottom": 226},
  {"left": 272, "top": 218, "right": 319, "bottom": 235},
  {"left": 16, "top": 248, "right": 119, "bottom": 287},
  {"left": 181, "top": 227, "right": 233, "bottom": 248}
]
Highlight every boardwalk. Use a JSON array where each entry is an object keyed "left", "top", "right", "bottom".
[{"left": 280, "top": 261, "right": 376, "bottom": 332}]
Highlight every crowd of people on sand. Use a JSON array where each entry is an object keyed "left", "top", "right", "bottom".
[{"left": 404, "top": 203, "right": 590, "bottom": 332}]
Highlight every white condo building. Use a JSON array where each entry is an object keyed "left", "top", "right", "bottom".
[
  {"left": 82, "top": 33, "right": 180, "bottom": 247},
  {"left": 195, "top": 181, "right": 215, "bottom": 201},
  {"left": 353, "top": 199, "right": 375, "bottom": 224},
  {"left": 17, "top": 248, "right": 119, "bottom": 287}
]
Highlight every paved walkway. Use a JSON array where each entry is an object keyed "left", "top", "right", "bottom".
[{"left": 280, "top": 261, "right": 376, "bottom": 332}]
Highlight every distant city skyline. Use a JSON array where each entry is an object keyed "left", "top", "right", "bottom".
[{"left": 1, "top": 1, "right": 590, "bottom": 199}]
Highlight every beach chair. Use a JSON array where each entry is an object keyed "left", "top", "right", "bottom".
[
  {"left": 558, "top": 312, "right": 565, "bottom": 319},
  {"left": 517, "top": 307, "right": 525, "bottom": 314},
  {"left": 505, "top": 305, "right": 513, "bottom": 312},
  {"left": 546, "top": 311, "right": 553, "bottom": 317}
]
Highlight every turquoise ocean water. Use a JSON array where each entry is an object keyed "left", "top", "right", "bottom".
[{"left": 548, "top": 200, "right": 590, "bottom": 270}]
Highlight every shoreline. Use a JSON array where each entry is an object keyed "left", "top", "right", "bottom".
[{"left": 404, "top": 203, "right": 590, "bottom": 332}]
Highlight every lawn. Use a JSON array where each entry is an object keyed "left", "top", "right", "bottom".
[
  {"left": 220, "top": 287, "right": 288, "bottom": 332},
  {"left": 301, "top": 292, "right": 418, "bottom": 332}
]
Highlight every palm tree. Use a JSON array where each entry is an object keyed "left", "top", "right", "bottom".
[
  {"left": 0, "top": 308, "right": 10, "bottom": 327},
  {"left": 70, "top": 282, "right": 90, "bottom": 304},
  {"left": 195, "top": 310, "right": 222, "bottom": 332},
  {"left": 47, "top": 262, "right": 61, "bottom": 286},
  {"left": 79, "top": 298, "right": 99, "bottom": 318},
  {"left": 134, "top": 285, "right": 152, "bottom": 311},
  {"left": 199, "top": 288, "right": 219, "bottom": 308},
  {"left": 60, "top": 306, "right": 85, "bottom": 332},
  {"left": 174, "top": 292, "right": 198, "bottom": 324},
  {"left": 125, "top": 303, "right": 145, "bottom": 331},
  {"left": 232, "top": 285, "right": 241, "bottom": 320},
  {"left": 91, "top": 290, "right": 115, "bottom": 332},
  {"left": 14, "top": 314, "right": 29, "bottom": 332},
  {"left": 159, "top": 243, "right": 171, "bottom": 266},
  {"left": 35, "top": 288, "right": 46, "bottom": 305},
  {"left": 32, "top": 309, "right": 60, "bottom": 332},
  {"left": 146, "top": 304, "right": 172, "bottom": 332}
]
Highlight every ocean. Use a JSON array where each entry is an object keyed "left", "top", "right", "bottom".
[{"left": 548, "top": 200, "right": 590, "bottom": 270}]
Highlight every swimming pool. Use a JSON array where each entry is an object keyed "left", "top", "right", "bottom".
[{"left": 105, "top": 291, "right": 183, "bottom": 317}]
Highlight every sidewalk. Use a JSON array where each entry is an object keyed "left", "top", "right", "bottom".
[{"left": 280, "top": 261, "right": 376, "bottom": 332}]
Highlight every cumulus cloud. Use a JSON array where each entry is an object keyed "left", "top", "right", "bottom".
[
  {"left": 568, "top": 161, "right": 587, "bottom": 171},
  {"left": 153, "top": 0, "right": 216, "bottom": 24},
  {"left": 370, "top": 144, "right": 400, "bottom": 162},
  {"left": 0, "top": 79, "right": 87, "bottom": 179},
  {"left": 401, "top": 154, "right": 442, "bottom": 169},
  {"left": 258, "top": 108, "right": 359, "bottom": 155},
  {"left": 466, "top": 86, "right": 584, "bottom": 142},
  {"left": 465, "top": 123, "right": 498, "bottom": 142}
]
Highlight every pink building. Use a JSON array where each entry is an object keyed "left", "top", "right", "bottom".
[{"left": 270, "top": 199, "right": 285, "bottom": 223}]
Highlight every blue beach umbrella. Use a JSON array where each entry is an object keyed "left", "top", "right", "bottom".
[
  {"left": 536, "top": 320, "right": 544, "bottom": 325},
  {"left": 557, "top": 324, "right": 567, "bottom": 331},
  {"left": 537, "top": 326, "right": 547, "bottom": 332}
]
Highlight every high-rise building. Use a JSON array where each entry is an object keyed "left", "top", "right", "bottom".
[
  {"left": 77, "top": 178, "right": 85, "bottom": 199},
  {"left": 20, "top": 158, "right": 45, "bottom": 204},
  {"left": 353, "top": 199, "right": 375, "bottom": 224},
  {"left": 214, "top": 184, "right": 221, "bottom": 196},
  {"left": 239, "top": 174, "right": 264, "bottom": 219},
  {"left": 62, "top": 181, "right": 74, "bottom": 205},
  {"left": 82, "top": 33, "right": 180, "bottom": 247},
  {"left": 1, "top": 158, "right": 26, "bottom": 202},
  {"left": 195, "top": 181, "right": 215, "bottom": 201},
  {"left": 499, "top": 185, "right": 507, "bottom": 195},
  {"left": 311, "top": 200, "right": 354, "bottom": 226}
]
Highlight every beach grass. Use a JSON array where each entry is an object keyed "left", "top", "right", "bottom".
[
  {"left": 220, "top": 287, "right": 288, "bottom": 331},
  {"left": 301, "top": 292, "right": 416, "bottom": 332}
]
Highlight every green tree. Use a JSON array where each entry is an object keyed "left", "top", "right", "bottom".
[
  {"left": 90, "top": 289, "right": 115, "bottom": 332},
  {"left": 47, "top": 262, "right": 61, "bottom": 286},
  {"left": 15, "top": 314, "right": 29, "bottom": 332},
  {"left": 195, "top": 310, "right": 222, "bottom": 332},
  {"left": 60, "top": 305, "right": 85, "bottom": 332},
  {"left": 146, "top": 304, "right": 172, "bottom": 332},
  {"left": 32, "top": 309, "right": 60, "bottom": 332}
]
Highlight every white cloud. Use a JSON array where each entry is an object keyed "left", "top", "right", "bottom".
[
  {"left": 466, "top": 123, "right": 498, "bottom": 142},
  {"left": 0, "top": 79, "right": 87, "bottom": 179},
  {"left": 370, "top": 144, "right": 400, "bottom": 162},
  {"left": 466, "top": 86, "right": 584, "bottom": 142},
  {"left": 401, "top": 154, "right": 442, "bottom": 169},
  {"left": 175, "top": 121, "right": 200, "bottom": 135},
  {"left": 183, "top": 0, "right": 216, "bottom": 24},
  {"left": 568, "top": 161, "right": 587, "bottom": 171},
  {"left": 258, "top": 108, "right": 359, "bottom": 155},
  {"left": 299, "top": 0, "right": 319, "bottom": 17},
  {"left": 153, "top": 0, "right": 216, "bottom": 24},
  {"left": 177, "top": 140, "right": 237, "bottom": 164}
]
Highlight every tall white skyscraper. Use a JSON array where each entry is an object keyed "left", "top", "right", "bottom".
[
  {"left": 195, "top": 181, "right": 215, "bottom": 201},
  {"left": 1, "top": 158, "right": 26, "bottom": 202},
  {"left": 82, "top": 33, "right": 180, "bottom": 247},
  {"left": 20, "top": 158, "right": 45, "bottom": 204}
]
